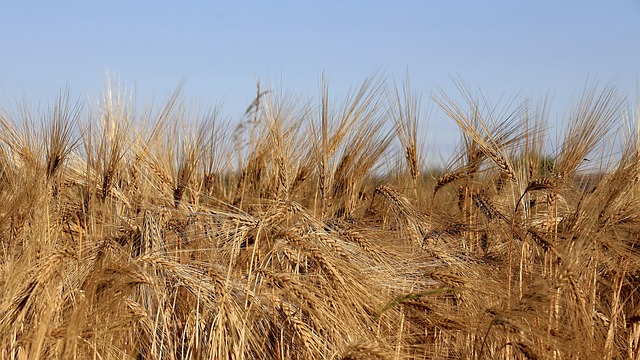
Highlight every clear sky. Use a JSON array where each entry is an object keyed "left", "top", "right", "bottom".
[{"left": 1, "top": 1, "right": 639, "bottom": 154}]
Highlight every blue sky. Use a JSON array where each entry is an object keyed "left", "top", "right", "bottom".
[{"left": 1, "top": 1, "right": 639, "bottom": 154}]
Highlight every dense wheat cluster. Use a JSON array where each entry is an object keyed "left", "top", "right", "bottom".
[{"left": 1, "top": 78, "right": 639, "bottom": 359}]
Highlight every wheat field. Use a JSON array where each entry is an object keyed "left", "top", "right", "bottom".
[{"left": 0, "top": 78, "right": 639, "bottom": 359}]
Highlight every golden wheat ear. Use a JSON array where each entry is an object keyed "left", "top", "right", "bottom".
[
  {"left": 389, "top": 76, "right": 423, "bottom": 199},
  {"left": 434, "top": 168, "right": 467, "bottom": 194},
  {"left": 554, "top": 83, "right": 623, "bottom": 180}
]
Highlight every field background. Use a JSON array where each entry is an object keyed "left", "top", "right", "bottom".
[{"left": 0, "top": 78, "right": 639, "bottom": 359}]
